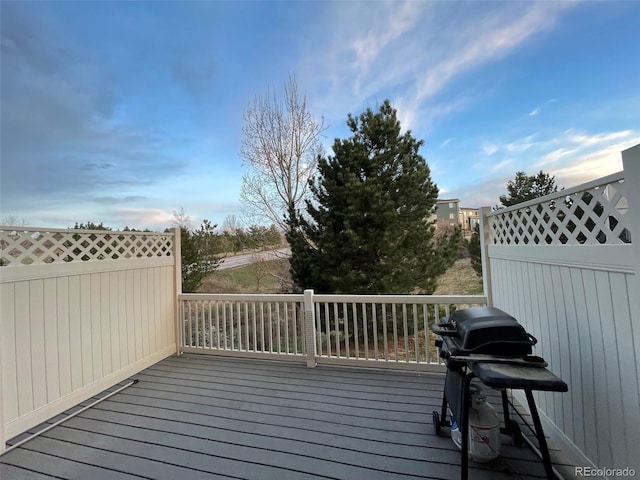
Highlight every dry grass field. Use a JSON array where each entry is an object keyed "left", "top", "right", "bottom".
[
  {"left": 433, "top": 258, "right": 484, "bottom": 295},
  {"left": 200, "top": 258, "right": 292, "bottom": 293},
  {"left": 200, "top": 257, "right": 482, "bottom": 296}
]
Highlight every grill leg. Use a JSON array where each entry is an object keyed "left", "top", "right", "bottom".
[
  {"left": 460, "top": 373, "right": 475, "bottom": 480},
  {"left": 525, "top": 389, "right": 556, "bottom": 480},
  {"left": 440, "top": 392, "right": 448, "bottom": 423},
  {"left": 501, "top": 389, "right": 511, "bottom": 424}
]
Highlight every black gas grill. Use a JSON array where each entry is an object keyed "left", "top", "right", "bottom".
[{"left": 431, "top": 307, "right": 568, "bottom": 480}]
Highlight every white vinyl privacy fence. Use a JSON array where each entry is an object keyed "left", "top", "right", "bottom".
[
  {"left": 179, "top": 292, "right": 487, "bottom": 370},
  {"left": 0, "top": 227, "right": 180, "bottom": 453},
  {"left": 481, "top": 143, "right": 640, "bottom": 474}
]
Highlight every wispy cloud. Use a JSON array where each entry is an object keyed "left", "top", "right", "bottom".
[
  {"left": 507, "top": 135, "right": 537, "bottom": 152},
  {"left": 483, "top": 143, "right": 499, "bottom": 155},
  {"left": 413, "top": 5, "right": 571, "bottom": 102},
  {"left": 528, "top": 98, "right": 557, "bottom": 117},
  {"left": 300, "top": 2, "right": 576, "bottom": 128},
  {"left": 489, "top": 159, "right": 512, "bottom": 173},
  {"left": 539, "top": 147, "right": 579, "bottom": 166}
]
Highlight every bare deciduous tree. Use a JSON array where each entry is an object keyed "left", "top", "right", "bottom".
[
  {"left": 249, "top": 253, "right": 270, "bottom": 292},
  {"left": 221, "top": 214, "right": 241, "bottom": 234},
  {"left": 171, "top": 207, "right": 192, "bottom": 230},
  {"left": 1, "top": 215, "right": 28, "bottom": 227},
  {"left": 240, "top": 76, "right": 325, "bottom": 231}
]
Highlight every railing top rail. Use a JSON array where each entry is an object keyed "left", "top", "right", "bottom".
[
  {"left": 179, "top": 293, "right": 487, "bottom": 304},
  {"left": 0, "top": 226, "right": 170, "bottom": 236},
  {"left": 179, "top": 293, "right": 305, "bottom": 302},
  {"left": 308, "top": 294, "right": 487, "bottom": 304},
  {"left": 486, "top": 170, "right": 625, "bottom": 217}
]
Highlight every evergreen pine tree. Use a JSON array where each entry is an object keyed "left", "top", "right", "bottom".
[
  {"left": 499, "top": 170, "right": 558, "bottom": 207},
  {"left": 289, "top": 100, "right": 455, "bottom": 294}
]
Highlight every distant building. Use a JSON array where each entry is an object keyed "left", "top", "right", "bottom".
[
  {"left": 432, "top": 199, "right": 460, "bottom": 228},
  {"left": 459, "top": 207, "right": 480, "bottom": 232}
]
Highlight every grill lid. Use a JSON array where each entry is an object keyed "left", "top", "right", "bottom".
[{"left": 433, "top": 306, "right": 536, "bottom": 356}]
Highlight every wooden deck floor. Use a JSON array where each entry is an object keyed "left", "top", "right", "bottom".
[{"left": 1, "top": 355, "right": 570, "bottom": 480}]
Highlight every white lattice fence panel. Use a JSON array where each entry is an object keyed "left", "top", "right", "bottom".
[
  {"left": 0, "top": 228, "right": 174, "bottom": 266},
  {"left": 489, "top": 175, "right": 631, "bottom": 245}
]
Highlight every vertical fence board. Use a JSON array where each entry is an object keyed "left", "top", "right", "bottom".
[
  {"left": 14, "top": 282, "right": 33, "bottom": 415},
  {"left": 1, "top": 283, "right": 19, "bottom": 421},
  {"left": 126, "top": 270, "right": 136, "bottom": 362},
  {"left": 43, "top": 278, "right": 60, "bottom": 402},
  {"left": 56, "top": 277, "right": 72, "bottom": 398},
  {"left": 584, "top": 270, "right": 611, "bottom": 467},
  {"left": 140, "top": 271, "right": 149, "bottom": 357},
  {"left": 594, "top": 270, "right": 623, "bottom": 468},
  {"left": 116, "top": 271, "right": 128, "bottom": 369},
  {"left": 559, "top": 267, "right": 581, "bottom": 448},
  {"left": 30, "top": 280, "right": 47, "bottom": 410},
  {"left": 608, "top": 272, "right": 636, "bottom": 468},
  {"left": 68, "top": 275, "right": 83, "bottom": 391},
  {"left": 82, "top": 274, "right": 93, "bottom": 385},
  {"left": 104, "top": 272, "right": 116, "bottom": 375},
  {"left": 89, "top": 273, "right": 103, "bottom": 380},
  {"left": 133, "top": 270, "right": 143, "bottom": 361}
]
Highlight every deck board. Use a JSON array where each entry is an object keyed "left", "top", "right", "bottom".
[{"left": 1, "top": 354, "right": 563, "bottom": 479}]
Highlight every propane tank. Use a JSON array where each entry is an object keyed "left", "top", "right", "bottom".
[
  {"left": 468, "top": 386, "right": 501, "bottom": 462},
  {"left": 449, "top": 385, "right": 501, "bottom": 463}
]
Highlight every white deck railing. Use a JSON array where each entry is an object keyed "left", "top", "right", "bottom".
[
  {"left": 179, "top": 293, "right": 306, "bottom": 360},
  {"left": 178, "top": 291, "right": 487, "bottom": 370}
]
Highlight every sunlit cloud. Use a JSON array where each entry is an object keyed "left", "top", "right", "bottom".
[
  {"left": 539, "top": 147, "right": 579, "bottom": 166},
  {"left": 506, "top": 135, "right": 537, "bottom": 152},
  {"left": 535, "top": 130, "right": 635, "bottom": 168},
  {"left": 567, "top": 130, "right": 632, "bottom": 147},
  {"left": 457, "top": 129, "right": 639, "bottom": 208},
  {"left": 114, "top": 208, "right": 174, "bottom": 230},
  {"left": 550, "top": 139, "right": 639, "bottom": 187},
  {"left": 483, "top": 143, "right": 499, "bottom": 155}
]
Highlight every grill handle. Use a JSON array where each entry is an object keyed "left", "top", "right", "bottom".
[
  {"left": 446, "top": 337, "right": 539, "bottom": 356},
  {"left": 431, "top": 324, "right": 459, "bottom": 337}
]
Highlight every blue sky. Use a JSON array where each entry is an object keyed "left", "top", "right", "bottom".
[{"left": 1, "top": 1, "right": 639, "bottom": 231}]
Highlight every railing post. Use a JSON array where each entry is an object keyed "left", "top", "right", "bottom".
[
  {"left": 173, "top": 227, "right": 183, "bottom": 356},
  {"left": 622, "top": 143, "right": 640, "bottom": 334},
  {"left": 303, "top": 289, "right": 317, "bottom": 368},
  {"left": 479, "top": 206, "right": 493, "bottom": 306}
]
